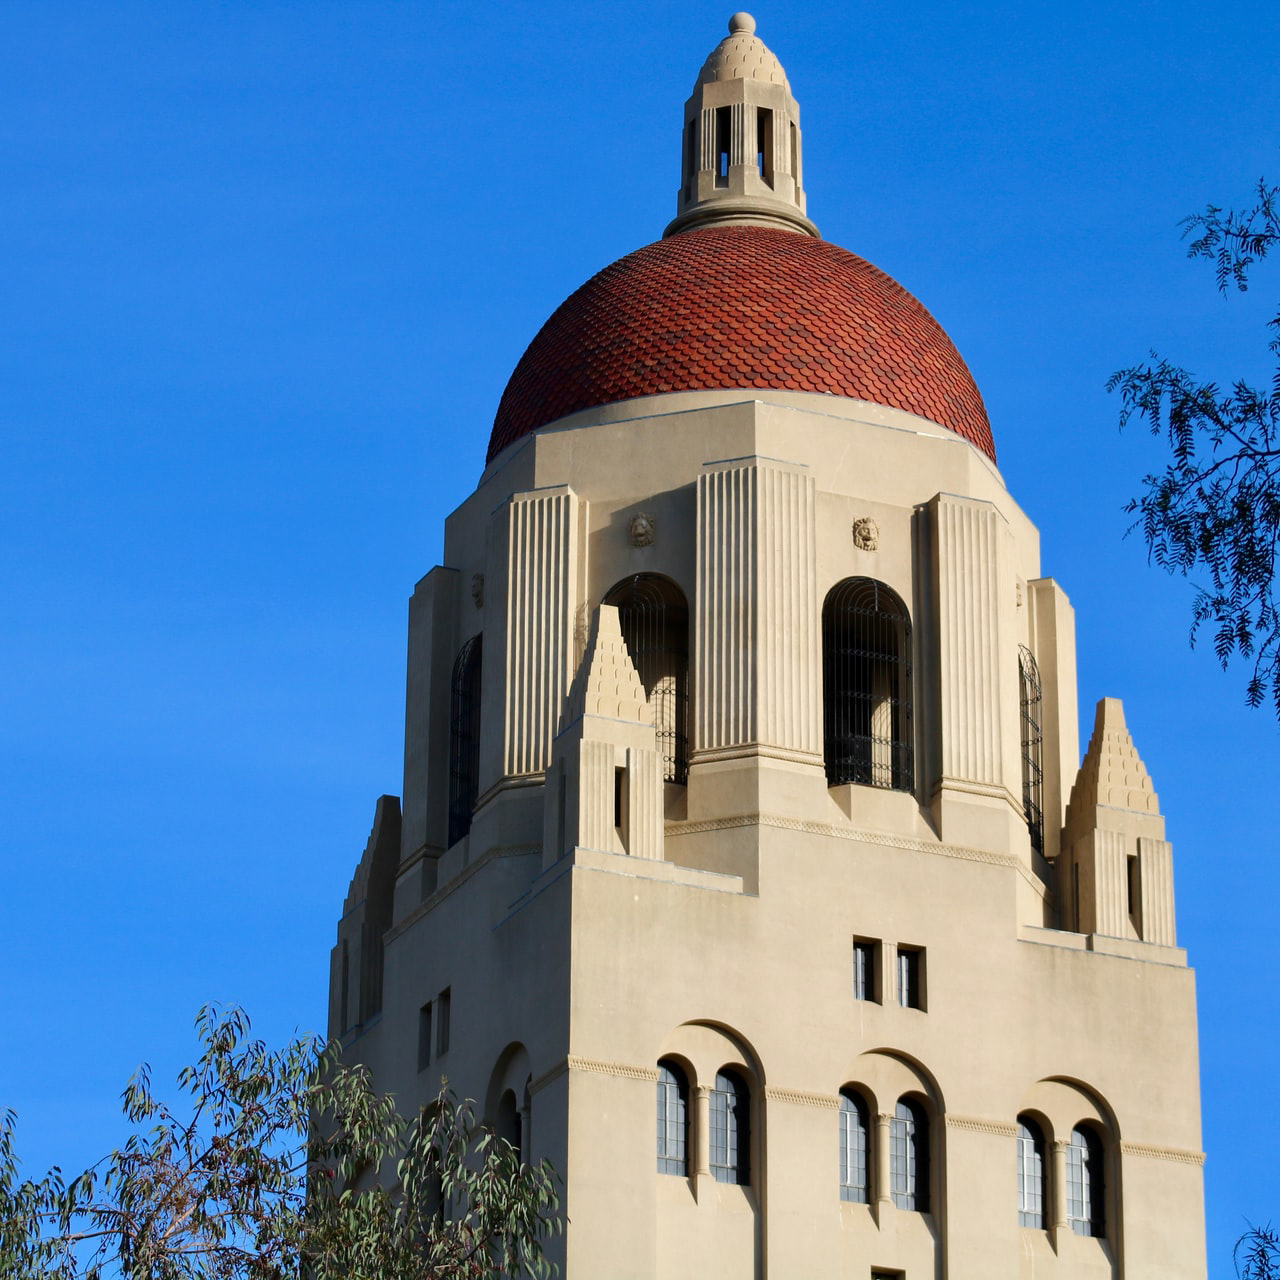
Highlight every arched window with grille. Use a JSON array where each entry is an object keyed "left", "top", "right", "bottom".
[
  {"left": 838, "top": 1089, "right": 870, "bottom": 1203},
  {"left": 447, "top": 634, "right": 482, "bottom": 847},
  {"left": 1018, "top": 645, "right": 1045, "bottom": 856},
  {"left": 1016, "top": 1116, "right": 1047, "bottom": 1228},
  {"left": 656, "top": 1059, "right": 689, "bottom": 1176},
  {"left": 603, "top": 574, "right": 689, "bottom": 784},
  {"left": 709, "top": 1068, "right": 751, "bottom": 1185},
  {"left": 1067, "top": 1125, "right": 1105, "bottom": 1237},
  {"left": 890, "top": 1097, "right": 929, "bottom": 1212},
  {"left": 822, "top": 578, "right": 913, "bottom": 791}
]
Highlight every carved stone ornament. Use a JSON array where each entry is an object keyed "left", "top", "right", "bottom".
[
  {"left": 471, "top": 573, "right": 485, "bottom": 609},
  {"left": 628, "top": 512, "right": 657, "bottom": 547},
  {"left": 851, "top": 517, "right": 879, "bottom": 551}
]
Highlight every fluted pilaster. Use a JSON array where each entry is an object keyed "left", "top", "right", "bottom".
[
  {"left": 497, "top": 486, "right": 584, "bottom": 780},
  {"left": 695, "top": 456, "right": 819, "bottom": 761}
]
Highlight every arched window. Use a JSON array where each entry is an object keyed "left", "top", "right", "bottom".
[
  {"left": 710, "top": 1068, "right": 751, "bottom": 1185},
  {"left": 656, "top": 1060, "right": 689, "bottom": 1176},
  {"left": 604, "top": 575, "right": 689, "bottom": 784},
  {"left": 838, "top": 1089, "right": 870, "bottom": 1203},
  {"left": 1018, "top": 645, "right": 1045, "bottom": 856},
  {"left": 1067, "top": 1125, "right": 1105, "bottom": 1237},
  {"left": 1016, "top": 1116, "right": 1047, "bottom": 1228},
  {"left": 822, "top": 578, "right": 913, "bottom": 792},
  {"left": 890, "top": 1098, "right": 929, "bottom": 1212},
  {"left": 447, "top": 634, "right": 483, "bottom": 847}
]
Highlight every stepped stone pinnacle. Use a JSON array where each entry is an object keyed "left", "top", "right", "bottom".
[
  {"left": 562, "top": 605, "right": 649, "bottom": 728},
  {"left": 1066, "top": 696, "right": 1160, "bottom": 824}
]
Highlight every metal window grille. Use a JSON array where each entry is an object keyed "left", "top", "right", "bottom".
[
  {"left": 890, "top": 1099, "right": 929, "bottom": 1211},
  {"left": 822, "top": 578, "right": 914, "bottom": 791},
  {"left": 1017, "top": 1119, "right": 1046, "bottom": 1228},
  {"left": 1067, "top": 1126, "right": 1105, "bottom": 1237},
  {"left": 839, "top": 1091, "right": 870, "bottom": 1203},
  {"left": 1018, "top": 645, "right": 1045, "bottom": 856},
  {"left": 710, "top": 1069, "right": 750, "bottom": 1185},
  {"left": 656, "top": 1062, "right": 688, "bottom": 1176},
  {"left": 853, "top": 940, "right": 875, "bottom": 1002},
  {"left": 604, "top": 575, "right": 689, "bottom": 784},
  {"left": 447, "top": 635, "right": 482, "bottom": 847}
]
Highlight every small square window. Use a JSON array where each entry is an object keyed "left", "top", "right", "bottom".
[
  {"left": 436, "top": 987, "right": 452, "bottom": 1057},
  {"left": 853, "top": 938, "right": 878, "bottom": 1002},
  {"left": 897, "top": 947, "right": 925, "bottom": 1011}
]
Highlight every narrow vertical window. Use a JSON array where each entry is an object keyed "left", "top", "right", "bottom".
[
  {"left": 789, "top": 120, "right": 799, "bottom": 184},
  {"left": 897, "top": 947, "right": 923, "bottom": 1010},
  {"left": 839, "top": 1090, "right": 870, "bottom": 1203},
  {"left": 1067, "top": 1126, "right": 1105, "bottom": 1237},
  {"left": 605, "top": 575, "right": 690, "bottom": 784},
  {"left": 417, "top": 1002, "right": 433, "bottom": 1071},
  {"left": 1017, "top": 1117, "right": 1046, "bottom": 1228},
  {"left": 710, "top": 1069, "right": 750, "bottom": 1184},
  {"left": 339, "top": 939, "right": 350, "bottom": 1033},
  {"left": 436, "top": 987, "right": 451, "bottom": 1057},
  {"left": 823, "top": 578, "right": 913, "bottom": 791},
  {"left": 756, "top": 108, "right": 773, "bottom": 187},
  {"left": 684, "top": 118, "right": 696, "bottom": 200},
  {"left": 656, "top": 1060, "right": 689, "bottom": 1176},
  {"left": 890, "top": 1099, "right": 929, "bottom": 1211},
  {"left": 715, "top": 105, "right": 731, "bottom": 186},
  {"left": 447, "top": 634, "right": 483, "bottom": 846},
  {"left": 852, "top": 939, "right": 877, "bottom": 1002},
  {"left": 1018, "top": 645, "right": 1044, "bottom": 855},
  {"left": 496, "top": 1089, "right": 521, "bottom": 1159}
]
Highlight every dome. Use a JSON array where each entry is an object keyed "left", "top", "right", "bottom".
[
  {"left": 697, "top": 12, "right": 790, "bottom": 89},
  {"left": 488, "top": 225, "right": 995, "bottom": 465}
]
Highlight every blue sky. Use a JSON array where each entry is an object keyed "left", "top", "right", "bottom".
[{"left": 1, "top": 1, "right": 1277, "bottom": 1271}]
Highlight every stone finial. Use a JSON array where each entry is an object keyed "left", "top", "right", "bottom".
[
  {"left": 1066, "top": 697, "right": 1160, "bottom": 820},
  {"left": 665, "top": 16, "right": 818, "bottom": 238},
  {"left": 562, "top": 605, "right": 649, "bottom": 729}
]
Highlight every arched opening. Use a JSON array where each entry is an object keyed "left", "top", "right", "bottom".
[
  {"left": 1016, "top": 1115, "right": 1047, "bottom": 1228},
  {"left": 1018, "top": 645, "right": 1045, "bottom": 856},
  {"left": 604, "top": 574, "right": 690, "bottom": 784},
  {"left": 890, "top": 1096, "right": 929, "bottom": 1212},
  {"left": 822, "top": 578, "right": 913, "bottom": 791},
  {"left": 838, "top": 1088, "right": 870, "bottom": 1203},
  {"left": 656, "top": 1059, "right": 690, "bottom": 1176},
  {"left": 447, "top": 633, "right": 483, "bottom": 846},
  {"left": 1067, "top": 1124, "right": 1106, "bottom": 1237},
  {"left": 710, "top": 1067, "right": 751, "bottom": 1185}
]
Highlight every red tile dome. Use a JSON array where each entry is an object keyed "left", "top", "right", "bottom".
[{"left": 488, "top": 225, "right": 994, "bottom": 465}]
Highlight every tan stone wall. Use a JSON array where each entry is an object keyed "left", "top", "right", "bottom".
[{"left": 334, "top": 391, "right": 1205, "bottom": 1278}]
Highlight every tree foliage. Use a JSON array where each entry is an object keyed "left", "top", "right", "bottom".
[
  {"left": 0, "top": 1006, "right": 561, "bottom": 1280},
  {"left": 1109, "top": 178, "right": 1280, "bottom": 713},
  {"left": 1237, "top": 1224, "right": 1280, "bottom": 1279}
]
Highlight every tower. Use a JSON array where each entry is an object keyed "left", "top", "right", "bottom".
[{"left": 329, "top": 15, "right": 1206, "bottom": 1278}]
